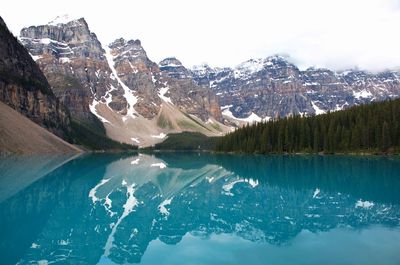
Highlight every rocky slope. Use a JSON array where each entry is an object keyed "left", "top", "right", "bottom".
[
  {"left": 100, "top": 38, "right": 230, "bottom": 147},
  {"left": 191, "top": 56, "right": 400, "bottom": 121},
  {"left": 0, "top": 102, "right": 81, "bottom": 154},
  {"left": 0, "top": 16, "right": 70, "bottom": 139},
  {"left": 20, "top": 16, "right": 229, "bottom": 147}
]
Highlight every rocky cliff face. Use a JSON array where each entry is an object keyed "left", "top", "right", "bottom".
[
  {"left": 19, "top": 16, "right": 126, "bottom": 125},
  {"left": 158, "top": 57, "right": 222, "bottom": 121},
  {"left": 19, "top": 17, "right": 228, "bottom": 147},
  {"left": 107, "top": 40, "right": 222, "bottom": 121},
  {"left": 107, "top": 38, "right": 160, "bottom": 119},
  {"left": 0, "top": 16, "right": 70, "bottom": 138},
  {"left": 191, "top": 56, "right": 400, "bottom": 120}
]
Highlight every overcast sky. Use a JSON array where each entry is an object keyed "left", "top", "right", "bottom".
[{"left": 2, "top": 0, "right": 400, "bottom": 71}]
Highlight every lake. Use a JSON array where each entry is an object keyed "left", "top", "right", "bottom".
[{"left": 0, "top": 153, "right": 400, "bottom": 265}]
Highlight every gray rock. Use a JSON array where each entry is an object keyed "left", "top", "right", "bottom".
[{"left": 191, "top": 56, "right": 400, "bottom": 119}]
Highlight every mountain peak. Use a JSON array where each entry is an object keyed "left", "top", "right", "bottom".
[
  {"left": 159, "top": 57, "right": 183, "bottom": 68},
  {"left": 109, "top": 37, "right": 127, "bottom": 47},
  {"left": 266, "top": 54, "right": 290, "bottom": 60},
  {"left": 109, "top": 38, "right": 142, "bottom": 49},
  {"left": 159, "top": 57, "right": 193, "bottom": 79},
  {"left": 47, "top": 14, "right": 85, "bottom": 26}
]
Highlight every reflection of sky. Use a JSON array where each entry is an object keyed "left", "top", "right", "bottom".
[{"left": 141, "top": 227, "right": 400, "bottom": 265}]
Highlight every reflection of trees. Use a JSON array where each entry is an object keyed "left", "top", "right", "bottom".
[
  {"left": 0, "top": 154, "right": 399, "bottom": 264},
  {"left": 154, "top": 153, "right": 400, "bottom": 204},
  {"left": 208, "top": 154, "right": 400, "bottom": 204}
]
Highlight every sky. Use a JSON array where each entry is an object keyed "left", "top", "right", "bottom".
[{"left": 2, "top": 0, "right": 400, "bottom": 71}]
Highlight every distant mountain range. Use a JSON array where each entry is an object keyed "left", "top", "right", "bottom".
[
  {"left": 1, "top": 14, "right": 400, "bottom": 152},
  {"left": 190, "top": 57, "right": 400, "bottom": 120}
]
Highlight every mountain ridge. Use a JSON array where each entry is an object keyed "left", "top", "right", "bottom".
[
  {"left": 13, "top": 15, "right": 400, "bottom": 149},
  {"left": 19, "top": 16, "right": 230, "bottom": 147},
  {"left": 190, "top": 55, "right": 400, "bottom": 121}
]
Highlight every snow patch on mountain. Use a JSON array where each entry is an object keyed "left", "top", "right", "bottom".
[
  {"left": 221, "top": 105, "right": 233, "bottom": 110},
  {"left": 311, "top": 101, "right": 326, "bottom": 115},
  {"left": 353, "top": 90, "right": 373, "bottom": 99},
  {"left": 131, "top": 137, "right": 140, "bottom": 144},
  {"left": 59, "top": 57, "right": 71, "bottom": 64},
  {"left": 104, "top": 46, "right": 138, "bottom": 120},
  {"left": 222, "top": 107, "right": 262, "bottom": 123},
  {"left": 158, "top": 87, "right": 173, "bottom": 104},
  {"left": 29, "top": 53, "right": 42, "bottom": 61},
  {"left": 104, "top": 85, "right": 117, "bottom": 106},
  {"left": 151, "top": 133, "right": 166, "bottom": 139},
  {"left": 20, "top": 37, "right": 74, "bottom": 56},
  {"left": 234, "top": 59, "right": 266, "bottom": 79},
  {"left": 48, "top": 14, "right": 82, "bottom": 26},
  {"left": 89, "top": 99, "right": 110, "bottom": 123}
]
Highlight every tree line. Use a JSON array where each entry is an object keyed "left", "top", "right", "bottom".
[{"left": 215, "top": 99, "right": 400, "bottom": 154}]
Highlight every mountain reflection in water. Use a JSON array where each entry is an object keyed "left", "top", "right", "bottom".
[{"left": 0, "top": 153, "right": 399, "bottom": 265}]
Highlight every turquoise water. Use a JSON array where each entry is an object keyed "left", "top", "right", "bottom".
[{"left": 0, "top": 153, "right": 400, "bottom": 265}]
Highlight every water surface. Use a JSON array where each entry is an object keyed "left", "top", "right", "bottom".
[{"left": 0, "top": 153, "right": 399, "bottom": 264}]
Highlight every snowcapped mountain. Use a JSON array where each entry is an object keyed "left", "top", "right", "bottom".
[
  {"left": 17, "top": 15, "right": 400, "bottom": 146},
  {"left": 191, "top": 55, "right": 400, "bottom": 120},
  {"left": 19, "top": 16, "right": 229, "bottom": 147},
  {"left": 20, "top": 17, "right": 118, "bottom": 124}
]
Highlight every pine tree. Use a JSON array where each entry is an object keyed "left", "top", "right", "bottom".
[
  {"left": 215, "top": 99, "right": 400, "bottom": 154},
  {"left": 382, "top": 121, "right": 391, "bottom": 151}
]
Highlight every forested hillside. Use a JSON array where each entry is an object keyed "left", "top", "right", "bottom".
[{"left": 216, "top": 99, "right": 400, "bottom": 154}]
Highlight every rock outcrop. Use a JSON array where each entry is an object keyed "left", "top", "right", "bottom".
[
  {"left": 19, "top": 16, "right": 126, "bottom": 126},
  {"left": 0, "top": 16, "right": 70, "bottom": 139},
  {"left": 158, "top": 57, "right": 222, "bottom": 121},
  {"left": 191, "top": 56, "right": 400, "bottom": 120},
  {"left": 107, "top": 38, "right": 160, "bottom": 119},
  {"left": 107, "top": 39, "right": 223, "bottom": 122}
]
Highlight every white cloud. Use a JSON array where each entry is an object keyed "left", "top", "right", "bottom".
[{"left": 2, "top": 0, "right": 400, "bottom": 71}]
